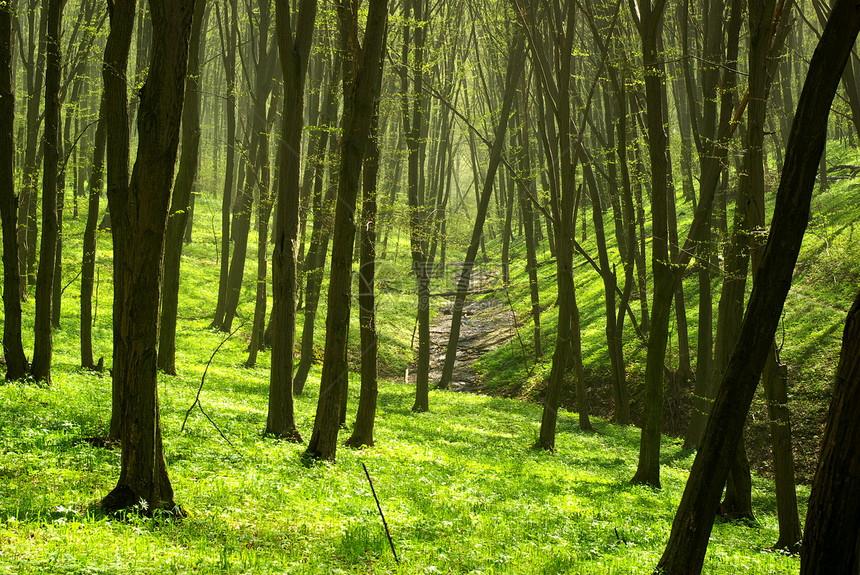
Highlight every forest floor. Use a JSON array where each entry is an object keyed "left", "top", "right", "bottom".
[{"left": 416, "top": 263, "right": 519, "bottom": 392}]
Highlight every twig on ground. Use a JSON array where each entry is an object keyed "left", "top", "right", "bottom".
[
  {"left": 362, "top": 462, "right": 399, "bottom": 564},
  {"left": 181, "top": 319, "right": 246, "bottom": 455}
]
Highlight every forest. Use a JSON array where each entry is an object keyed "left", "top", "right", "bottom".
[{"left": 1, "top": 0, "right": 859, "bottom": 571}]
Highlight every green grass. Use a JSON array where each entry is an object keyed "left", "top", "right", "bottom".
[{"left": 0, "top": 374, "right": 803, "bottom": 574}]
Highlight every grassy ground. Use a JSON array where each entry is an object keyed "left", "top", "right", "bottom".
[{"left": 0, "top": 371, "right": 802, "bottom": 574}]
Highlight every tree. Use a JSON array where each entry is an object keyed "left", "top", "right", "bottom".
[
  {"left": 29, "top": 0, "right": 63, "bottom": 384},
  {"left": 157, "top": 0, "right": 208, "bottom": 375},
  {"left": 265, "top": 0, "right": 318, "bottom": 440},
  {"left": 0, "top": 0, "right": 28, "bottom": 379},
  {"left": 293, "top": 43, "right": 340, "bottom": 395},
  {"left": 401, "top": 0, "right": 431, "bottom": 413},
  {"left": 103, "top": 0, "right": 135, "bottom": 443},
  {"left": 656, "top": 0, "right": 860, "bottom": 567},
  {"left": 800, "top": 290, "right": 860, "bottom": 575},
  {"left": 304, "top": 0, "right": 388, "bottom": 460},
  {"left": 80, "top": 92, "right": 106, "bottom": 372},
  {"left": 101, "top": 0, "right": 196, "bottom": 515},
  {"left": 345, "top": 49, "right": 385, "bottom": 448},
  {"left": 210, "top": 0, "right": 237, "bottom": 330}
]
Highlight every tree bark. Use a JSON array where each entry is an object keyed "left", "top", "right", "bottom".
[
  {"left": 345, "top": 56, "right": 384, "bottom": 448},
  {"left": 293, "top": 50, "right": 340, "bottom": 395},
  {"left": 157, "top": 0, "right": 207, "bottom": 375},
  {"left": 210, "top": 0, "right": 237, "bottom": 329},
  {"left": 80, "top": 92, "right": 107, "bottom": 372},
  {"left": 103, "top": 0, "right": 135, "bottom": 443},
  {"left": 800, "top": 291, "right": 860, "bottom": 575},
  {"left": 101, "top": 0, "right": 195, "bottom": 515},
  {"left": 304, "top": 0, "right": 388, "bottom": 460},
  {"left": 656, "top": 0, "right": 860, "bottom": 568},
  {"left": 0, "top": 0, "right": 28, "bottom": 379},
  {"left": 265, "top": 0, "right": 318, "bottom": 440},
  {"left": 29, "top": 0, "right": 63, "bottom": 384}
]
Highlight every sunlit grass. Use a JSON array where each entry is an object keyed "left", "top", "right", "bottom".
[{"left": 0, "top": 372, "right": 802, "bottom": 574}]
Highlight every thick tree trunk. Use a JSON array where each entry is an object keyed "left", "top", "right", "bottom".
[
  {"left": 0, "top": 1, "right": 28, "bottom": 379},
  {"left": 800, "top": 291, "right": 860, "bottom": 575},
  {"left": 29, "top": 0, "right": 63, "bottom": 384},
  {"left": 103, "top": 0, "right": 135, "bottom": 443},
  {"left": 656, "top": 1, "right": 860, "bottom": 568},
  {"left": 101, "top": 0, "right": 195, "bottom": 515},
  {"left": 304, "top": 0, "right": 387, "bottom": 460}
]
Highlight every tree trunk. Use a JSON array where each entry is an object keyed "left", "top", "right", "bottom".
[
  {"left": 101, "top": 0, "right": 195, "bottom": 516},
  {"left": 210, "top": 0, "right": 237, "bottom": 330},
  {"left": 17, "top": 1, "right": 47, "bottom": 294},
  {"left": 763, "top": 348, "right": 802, "bottom": 553},
  {"left": 437, "top": 32, "right": 524, "bottom": 391},
  {"left": 264, "top": 0, "right": 318, "bottom": 440},
  {"left": 293, "top": 51, "right": 341, "bottom": 395},
  {"left": 800, "top": 291, "right": 860, "bottom": 575},
  {"left": 514, "top": 85, "right": 542, "bottom": 360},
  {"left": 103, "top": 0, "right": 135, "bottom": 443},
  {"left": 631, "top": 0, "right": 672, "bottom": 488},
  {"left": 345, "top": 72, "right": 383, "bottom": 447},
  {"left": 246, "top": 85, "right": 280, "bottom": 368},
  {"left": 80, "top": 92, "right": 106, "bottom": 372},
  {"left": 304, "top": 0, "right": 388, "bottom": 460},
  {"left": 29, "top": 0, "right": 63, "bottom": 384},
  {"left": 157, "top": 0, "right": 207, "bottom": 375},
  {"left": 656, "top": 1, "right": 860, "bottom": 568},
  {"left": 402, "top": 0, "right": 431, "bottom": 413},
  {"left": 0, "top": 0, "right": 28, "bottom": 379}
]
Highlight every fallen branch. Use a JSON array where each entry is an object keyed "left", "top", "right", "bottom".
[
  {"left": 362, "top": 462, "right": 399, "bottom": 564},
  {"left": 180, "top": 319, "right": 246, "bottom": 455}
]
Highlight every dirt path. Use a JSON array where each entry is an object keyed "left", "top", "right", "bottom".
[{"left": 410, "top": 264, "right": 519, "bottom": 392}]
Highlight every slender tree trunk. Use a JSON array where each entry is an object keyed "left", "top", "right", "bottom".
[
  {"left": 101, "top": 0, "right": 195, "bottom": 516},
  {"left": 515, "top": 86, "right": 542, "bottom": 360},
  {"left": 345, "top": 57, "right": 384, "bottom": 447},
  {"left": 264, "top": 0, "right": 318, "bottom": 440},
  {"left": 29, "top": 0, "right": 63, "bottom": 384},
  {"left": 210, "top": 0, "right": 237, "bottom": 329},
  {"left": 401, "top": 0, "right": 431, "bottom": 413},
  {"left": 246, "top": 86, "right": 280, "bottom": 368},
  {"left": 304, "top": 0, "right": 387, "bottom": 460},
  {"left": 157, "top": 0, "right": 207, "bottom": 375},
  {"left": 293, "top": 52, "right": 341, "bottom": 395},
  {"left": 631, "top": 0, "right": 672, "bottom": 488},
  {"left": 0, "top": 0, "right": 28, "bottom": 379},
  {"left": 18, "top": 1, "right": 47, "bottom": 294},
  {"left": 80, "top": 92, "right": 106, "bottom": 371}
]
